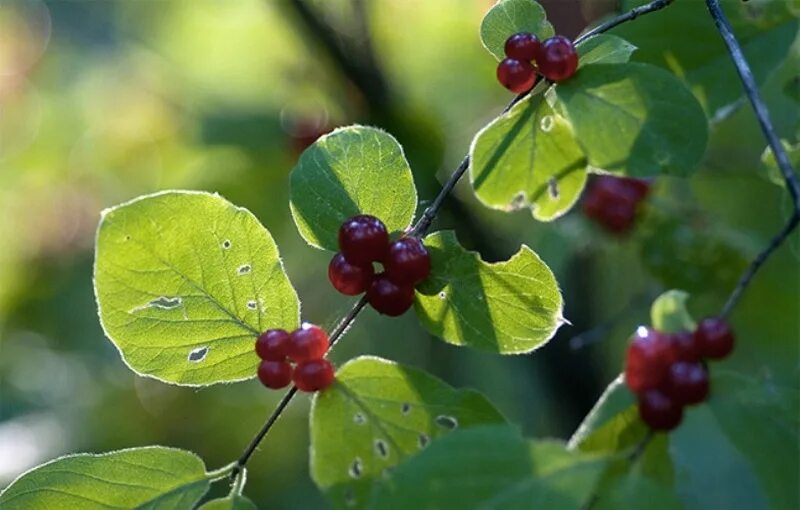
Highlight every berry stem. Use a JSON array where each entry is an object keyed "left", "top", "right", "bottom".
[
  {"left": 574, "top": 0, "right": 675, "bottom": 46},
  {"left": 704, "top": 0, "right": 800, "bottom": 319}
]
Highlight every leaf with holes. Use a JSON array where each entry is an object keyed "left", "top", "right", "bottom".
[
  {"left": 548, "top": 62, "right": 708, "bottom": 177},
  {"left": 0, "top": 446, "right": 215, "bottom": 509},
  {"left": 289, "top": 125, "right": 418, "bottom": 251},
  {"left": 414, "top": 231, "right": 563, "bottom": 353},
  {"left": 199, "top": 495, "right": 257, "bottom": 510},
  {"left": 650, "top": 289, "right": 696, "bottom": 333},
  {"left": 310, "top": 356, "right": 505, "bottom": 510},
  {"left": 470, "top": 93, "right": 588, "bottom": 221},
  {"left": 480, "top": 0, "right": 554, "bottom": 61},
  {"left": 368, "top": 425, "right": 607, "bottom": 509},
  {"left": 576, "top": 34, "right": 637, "bottom": 67},
  {"left": 94, "top": 191, "right": 299, "bottom": 386}
]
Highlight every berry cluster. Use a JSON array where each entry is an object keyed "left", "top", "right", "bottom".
[
  {"left": 624, "top": 317, "right": 735, "bottom": 431},
  {"left": 329, "top": 215, "right": 431, "bottom": 316},
  {"left": 255, "top": 324, "right": 335, "bottom": 392},
  {"left": 582, "top": 175, "right": 651, "bottom": 234},
  {"left": 496, "top": 33, "right": 578, "bottom": 93}
]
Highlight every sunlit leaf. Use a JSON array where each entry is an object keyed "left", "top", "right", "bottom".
[
  {"left": 650, "top": 289, "right": 696, "bottom": 333},
  {"left": 289, "top": 125, "right": 418, "bottom": 251},
  {"left": 480, "top": 0, "right": 554, "bottom": 61},
  {"left": 94, "top": 191, "right": 299, "bottom": 386},
  {"left": 576, "top": 34, "right": 637, "bottom": 67},
  {"left": 415, "top": 231, "right": 564, "bottom": 353},
  {"left": 310, "top": 356, "right": 505, "bottom": 510},
  {"left": 760, "top": 140, "right": 800, "bottom": 188}
]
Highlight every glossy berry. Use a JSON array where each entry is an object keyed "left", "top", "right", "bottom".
[
  {"left": 294, "top": 358, "right": 335, "bottom": 392},
  {"left": 695, "top": 317, "right": 735, "bottom": 359},
  {"left": 338, "top": 215, "right": 389, "bottom": 265},
  {"left": 666, "top": 361, "right": 709, "bottom": 405},
  {"left": 257, "top": 360, "right": 293, "bottom": 389},
  {"left": 668, "top": 330, "right": 700, "bottom": 363},
  {"left": 329, "top": 252, "right": 374, "bottom": 295},
  {"left": 384, "top": 237, "right": 431, "bottom": 285},
  {"left": 504, "top": 32, "right": 540, "bottom": 61},
  {"left": 638, "top": 389, "right": 683, "bottom": 431},
  {"left": 366, "top": 274, "right": 415, "bottom": 316},
  {"left": 583, "top": 176, "right": 651, "bottom": 234},
  {"left": 255, "top": 329, "right": 291, "bottom": 361},
  {"left": 288, "top": 323, "right": 329, "bottom": 362},
  {"left": 496, "top": 58, "right": 537, "bottom": 93},
  {"left": 624, "top": 326, "right": 674, "bottom": 394},
  {"left": 536, "top": 35, "right": 578, "bottom": 81}
]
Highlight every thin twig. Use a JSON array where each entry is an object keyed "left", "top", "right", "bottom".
[
  {"left": 704, "top": 0, "right": 800, "bottom": 317},
  {"left": 231, "top": 0, "right": 678, "bottom": 477}
]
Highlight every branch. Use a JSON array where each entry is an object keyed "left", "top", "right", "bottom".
[
  {"left": 703, "top": 0, "right": 800, "bottom": 317},
  {"left": 231, "top": 0, "right": 678, "bottom": 476}
]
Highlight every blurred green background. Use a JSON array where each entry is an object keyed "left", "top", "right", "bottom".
[{"left": 0, "top": 0, "right": 797, "bottom": 508}]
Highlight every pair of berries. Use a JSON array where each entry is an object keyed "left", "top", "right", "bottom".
[
  {"left": 255, "top": 324, "right": 335, "bottom": 392},
  {"left": 582, "top": 175, "right": 651, "bottom": 234},
  {"left": 496, "top": 33, "right": 578, "bottom": 93},
  {"left": 329, "top": 214, "right": 431, "bottom": 316},
  {"left": 624, "top": 317, "right": 735, "bottom": 431}
]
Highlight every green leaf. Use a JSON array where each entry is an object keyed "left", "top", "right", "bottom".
[
  {"left": 470, "top": 93, "right": 588, "bottom": 221},
  {"left": 289, "top": 125, "right": 417, "bottom": 251},
  {"left": 0, "top": 447, "right": 213, "bottom": 509},
  {"left": 707, "top": 371, "right": 800, "bottom": 510},
  {"left": 368, "top": 425, "right": 606, "bottom": 509},
  {"left": 480, "top": 0, "right": 554, "bottom": 61},
  {"left": 549, "top": 63, "right": 708, "bottom": 177},
  {"left": 576, "top": 34, "right": 637, "bottom": 67},
  {"left": 614, "top": 0, "right": 799, "bottom": 116},
  {"left": 310, "top": 356, "right": 505, "bottom": 510},
  {"left": 199, "top": 495, "right": 258, "bottom": 510},
  {"left": 650, "top": 289, "right": 696, "bottom": 333},
  {"left": 414, "top": 231, "right": 564, "bottom": 353},
  {"left": 760, "top": 140, "right": 800, "bottom": 188},
  {"left": 94, "top": 191, "right": 299, "bottom": 386},
  {"left": 594, "top": 474, "right": 682, "bottom": 510}
]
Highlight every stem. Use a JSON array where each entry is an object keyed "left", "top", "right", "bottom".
[
  {"left": 231, "top": 0, "right": 679, "bottom": 477},
  {"left": 206, "top": 461, "right": 238, "bottom": 482},
  {"left": 628, "top": 429, "right": 654, "bottom": 463},
  {"left": 704, "top": 0, "right": 800, "bottom": 318}
]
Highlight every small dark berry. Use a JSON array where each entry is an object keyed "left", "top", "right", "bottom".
[
  {"left": 366, "top": 274, "right": 415, "bottom": 316},
  {"left": 255, "top": 329, "right": 290, "bottom": 361},
  {"left": 504, "top": 32, "right": 540, "bottom": 61},
  {"left": 624, "top": 326, "right": 673, "bottom": 394},
  {"left": 384, "top": 237, "right": 431, "bottom": 285},
  {"left": 294, "top": 358, "right": 335, "bottom": 392},
  {"left": 626, "top": 178, "right": 652, "bottom": 201},
  {"left": 257, "top": 360, "right": 293, "bottom": 389},
  {"left": 582, "top": 176, "right": 648, "bottom": 234},
  {"left": 536, "top": 35, "right": 578, "bottom": 81},
  {"left": 638, "top": 389, "right": 683, "bottom": 431},
  {"left": 288, "top": 323, "right": 330, "bottom": 362},
  {"left": 695, "top": 317, "right": 735, "bottom": 359},
  {"left": 328, "top": 252, "right": 374, "bottom": 295},
  {"left": 666, "top": 361, "right": 709, "bottom": 405},
  {"left": 496, "top": 58, "right": 537, "bottom": 93},
  {"left": 668, "top": 330, "right": 700, "bottom": 363},
  {"left": 338, "top": 215, "right": 390, "bottom": 265}
]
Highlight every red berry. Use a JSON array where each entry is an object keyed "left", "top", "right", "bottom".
[
  {"left": 496, "top": 58, "right": 537, "bottom": 93},
  {"left": 668, "top": 330, "right": 700, "bottom": 363},
  {"left": 294, "top": 358, "right": 335, "bottom": 392},
  {"left": 366, "top": 274, "right": 415, "bottom": 316},
  {"left": 536, "top": 35, "right": 578, "bottom": 81},
  {"left": 257, "top": 360, "right": 293, "bottom": 389},
  {"left": 666, "top": 361, "right": 709, "bottom": 405},
  {"left": 328, "top": 252, "right": 374, "bottom": 295},
  {"left": 504, "top": 32, "right": 540, "bottom": 61},
  {"left": 624, "top": 327, "right": 673, "bottom": 394},
  {"left": 384, "top": 237, "right": 431, "bottom": 286},
  {"left": 625, "top": 178, "right": 652, "bottom": 201},
  {"left": 255, "top": 329, "right": 290, "bottom": 361},
  {"left": 638, "top": 389, "right": 683, "bottom": 431},
  {"left": 338, "top": 215, "right": 390, "bottom": 265},
  {"left": 582, "top": 176, "right": 647, "bottom": 234},
  {"left": 695, "top": 317, "right": 735, "bottom": 359},
  {"left": 288, "top": 323, "right": 330, "bottom": 362}
]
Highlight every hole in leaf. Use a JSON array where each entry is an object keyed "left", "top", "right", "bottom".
[
  {"left": 353, "top": 413, "right": 366, "bottom": 425},
  {"left": 435, "top": 415, "right": 458, "bottom": 430},
  {"left": 222, "top": 240, "right": 232, "bottom": 249},
  {"left": 401, "top": 403, "right": 411, "bottom": 415},
  {"left": 188, "top": 346, "right": 209, "bottom": 362},
  {"left": 237, "top": 264, "right": 252, "bottom": 275},
  {"left": 510, "top": 192, "right": 527, "bottom": 209},
  {"left": 246, "top": 300, "right": 257, "bottom": 310},
  {"left": 132, "top": 296, "right": 182, "bottom": 313},
  {"left": 548, "top": 177, "right": 559, "bottom": 199},
  {"left": 540, "top": 115, "right": 554, "bottom": 132},
  {"left": 348, "top": 458, "right": 363, "bottom": 479},
  {"left": 374, "top": 439, "right": 389, "bottom": 458},
  {"left": 438, "top": 291, "right": 447, "bottom": 300},
  {"left": 418, "top": 433, "right": 430, "bottom": 449}
]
